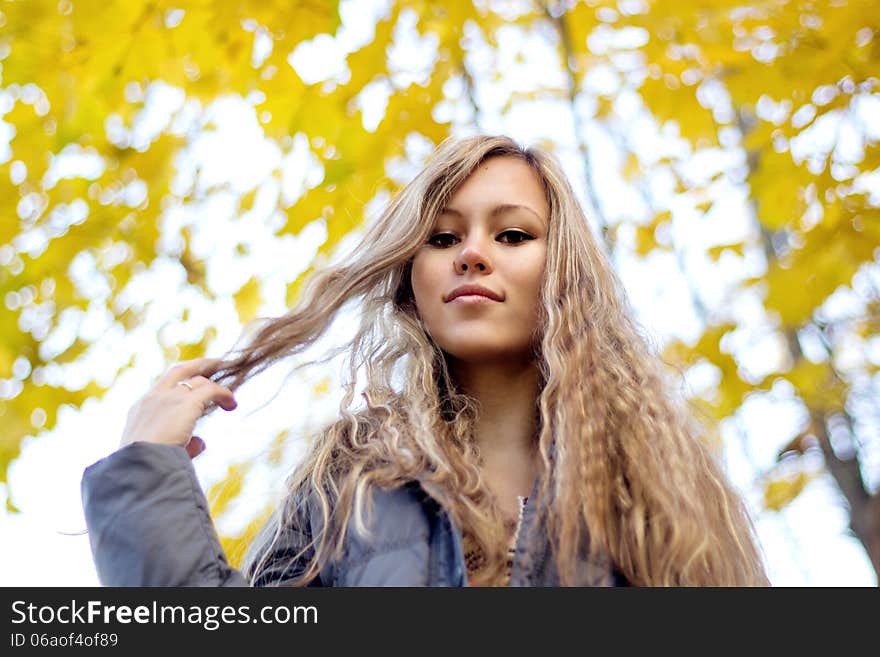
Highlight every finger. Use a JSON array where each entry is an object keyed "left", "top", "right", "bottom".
[
  {"left": 177, "top": 375, "right": 213, "bottom": 390},
  {"left": 157, "top": 358, "right": 224, "bottom": 389},
  {"left": 185, "top": 435, "right": 206, "bottom": 459},
  {"left": 194, "top": 382, "right": 238, "bottom": 412}
]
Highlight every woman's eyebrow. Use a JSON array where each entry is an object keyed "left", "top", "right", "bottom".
[{"left": 439, "top": 204, "right": 545, "bottom": 222}]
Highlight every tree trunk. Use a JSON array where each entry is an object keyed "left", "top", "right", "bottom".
[{"left": 737, "top": 109, "right": 879, "bottom": 584}]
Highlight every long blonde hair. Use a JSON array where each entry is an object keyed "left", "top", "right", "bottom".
[{"left": 208, "top": 134, "right": 768, "bottom": 586}]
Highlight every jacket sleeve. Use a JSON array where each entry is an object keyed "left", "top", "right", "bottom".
[{"left": 80, "top": 441, "right": 316, "bottom": 587}]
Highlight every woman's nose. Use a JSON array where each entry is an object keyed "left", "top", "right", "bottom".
[{"left": 455, "top": 239, "right": 492, "bottom": 273}]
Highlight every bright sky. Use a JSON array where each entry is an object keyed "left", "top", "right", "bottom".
[{"left": 1, "top": 0, "right": 876, "bottom": 586}]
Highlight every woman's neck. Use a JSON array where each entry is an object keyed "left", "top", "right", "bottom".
[{"left": 450, "top": 357, "right": 541, "bottom": 497}]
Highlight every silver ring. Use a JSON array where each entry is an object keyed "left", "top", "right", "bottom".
[{"left": 177, "top": 381, "right": 194, "bottom": 391}]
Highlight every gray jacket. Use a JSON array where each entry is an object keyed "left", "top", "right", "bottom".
[{"left": 80, "top": 442, "right": 623, "bottom": 586}]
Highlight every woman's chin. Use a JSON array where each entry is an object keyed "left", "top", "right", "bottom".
[{"left": 441, "top": 343, "right": 533, "bottom": 366}]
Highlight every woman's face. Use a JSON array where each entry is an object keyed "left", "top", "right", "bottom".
[{"left": 411, "top": 155, "right": 549, "bottom": 365}]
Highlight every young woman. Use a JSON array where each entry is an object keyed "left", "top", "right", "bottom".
[{"left": 81, "top": 134, "right": 769, "bottom": 587}]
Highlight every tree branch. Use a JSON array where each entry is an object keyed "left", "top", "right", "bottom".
[{"left": 539, "top": 1, "right": 614, "bottom": 255}]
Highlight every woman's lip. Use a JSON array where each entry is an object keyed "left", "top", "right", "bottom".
[{"left": 449, "top": 294, "right": 500, "bottom": 304}]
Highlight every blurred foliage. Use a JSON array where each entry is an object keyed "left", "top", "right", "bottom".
[
  {"left": 623, "top": 0, "right": 877, "bottom": 545},
  {"left": 1, "top": 0, "right": 877, "bottom": 572}
]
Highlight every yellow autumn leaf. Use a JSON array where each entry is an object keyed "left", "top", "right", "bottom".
[
  {"left": 267, "top": 430, "right": 292, "bottom": 467},
  {"left": 52, "top": 338, "right": 92, "bottom": 364},
  {"left": 219, "top": 504, "right": 274, "bottom": 569},
  {"left": 623, "top": 153, "right": 641, "bottom": 181},
  {"left": 749, "top": 150, "right": 809, "bottom": 231},
  {"left": 344, "top": 5, "right": 400, "bottom": 95},
  {"left": 313, "top": 376, "right": 332, "bottom": 397},
  {"left": 238, "top": 188, "right": 258, "bottom": 214},
  {"left": 707, "top": 242, "right": 745, "bottom": 261},
  {"left": 765, "top": 218, "right": 877, "bottom": 327},
  {"left": 233, "top": 276, "right": 263, "bottom": 324},
  {"left": 207, "top": 461, "right": 252, "bottom": 520},
  {"left": 178, "top": 326, "right": 219, "bottom": 362},
  {"left": 634, "top": 224, "right": 659, "bottom": 257},
  {"left": 783, "top": 358, "right": 846, "bottom": 410},
  {"left": 695, "top": 200, "right": 713, "bottom": 214},
  {"left": 764, "top": 470, "right": 814, "bottom": 512},
  {"left": 286, "top": 265, "right": 316, "bottom": 309},
  {"left": 633, "top": 210, "right": 672, "bottom": 257},
  {"left": 862, "top": 141, "right": 880, "bottom": 172},
  {"left": 693, "top": 323, "right": 736, "bottom": 361},
  {"left": 639, "top": 78, "right": 718, "bottom": 147}
]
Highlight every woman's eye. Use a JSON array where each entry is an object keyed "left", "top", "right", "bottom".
[
  {"left": 427, "top": 233, "right": 457, "bottom": 247},
  {"left": 427, "top": 230, "right": 533, "bottom": 247},
  {"left": 498, "top": 230, "right": 533, "bottom": 244}
]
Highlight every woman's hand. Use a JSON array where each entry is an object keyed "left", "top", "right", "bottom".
[{"left": 119, "top": 357, "right": 238, "bottom": 459}]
